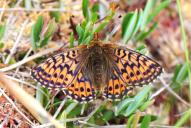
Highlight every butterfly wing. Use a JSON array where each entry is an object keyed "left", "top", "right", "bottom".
[
  {"left": 31, "top": 46, "right": 86, "bottom": 89},
  {"left": 31, "top": 45, "right": 96, "bottom": 103},
  {"left": 102, "top": 69, "right": 133, "bottom": 100},
  {"left": 63, "top": 71, "right": 96, "bottom": 103},
  {"left": 102, "top": 43, "right": 162, "bottom": 100},
  {"left": 103, "top": 43, "right": 162, "bottom": 86}
]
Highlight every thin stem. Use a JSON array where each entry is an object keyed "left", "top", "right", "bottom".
[
  {"left": 5, "top": 19, "right": 29, "bottom": 64},
  {"left": 4, "top": 75, "right": 48, "bottom": 98},
  {"left": 0, "top": 44, "right": 64, "bottom": 72},
  {"left": 53, "top": 99, "right": 67, "bottom": 119},
  {"left": 0, "top": 8, "right": 80, "bottom": 12},
  {"left": 159, "top": 77, "right": 190, "bottom": 107}
]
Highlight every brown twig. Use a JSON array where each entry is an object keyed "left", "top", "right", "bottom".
[{"left": 0, "top": 73, "right": 64, "bottom": 128}]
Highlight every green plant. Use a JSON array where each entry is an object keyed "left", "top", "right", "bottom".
[{"left": 31, "top": 16, "right": 57, "bottom": 50}]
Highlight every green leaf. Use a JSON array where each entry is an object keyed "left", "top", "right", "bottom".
[
  {"left": 122, "top": 10, "right": 139, "bottom": 44},
  {"left": 102, "top": 110, "right": 114, "bottom": 122},
  {"left": 36, "top": 84, "right": 45, "bottom": 106},
  {"left": 136, "top": 22, "right": 158, "bottom": 41},
  {"left": 172, "top": 63, "right": 188, "bottom": 90},
  {"left": 175, "top": 63, "right": 188, "bottom": 84},
  {"left": 82, "top": 0, "right": 91, "bottom": 21},
  {"left": 64, "top": 102, "right": 78, "bottom": 115},
  {"left": 43, "top": 19, "right": 57, "bottom": 38},
  {"left": 70, "top": 32, "right": 74, "bottom": 48},
  {"left": 0, "top": 42, "right": 4, "bottom": 48},
  {"left": 115, "top": 98, "right": 134, "bottom": 116},
  {"left": 83, "top": 35, "right": 93, "bottom": 45},
  {"left": 126, "top": 115, "right": 135, "bottom": 128},
  {"left": 139, "top": 100, "right": 154, "bottom": 111},
  {"left": 125, "top": 86, "right": 151, "bottom": 116},
  {"left": 92, "top": 3, "right": 99, "bottom": 12},
  {"left": 91, "top": 11, "right": 98, "bottom": 23},
  {"left": 147, "top": 0, "right": 170, "bottom": 25},
  {"left": 8, "top": 57, "right": 16, "bottom": 64},
  {"left": 31, "top": 16, "right": 44, "bottom": 50},
  {"left": 39, "top": 36, "right": 50, "bottom": 48},
  {"left": 32, "top": 17, "right": 57, "bottom": 49},
  {"left": 172, "top": 65, "right": 182, "bottom": 82},
  {"left": 140, "top": 115, "right": 151, "bottom": 128},
  {"left": 132, "top": 111, "right": 141, "bottom": 128},
  {"left": 80, "top": 21, "right": 94, "bottom": 44},
  {"left": 94, "top": 21, "right": 108, "bottom": 33},
  {"left": 131, "top": 10, "right": 143, "bottom": 37},
  {"left": 122, "top": 13, "right": 133, "bottom": 37},
  {"left": 90, "top": 3, "right": 99, "bottom": 23},
  {"left": 76, "top": 24, "right": 84, "bottom": 44},
  {"left": 0, "top": 24, "right": 6, "bottom": 40},
  {"left": 50, "top": 11, "right": 61, "bottom": 22},
  {"left": 58, "top": 110, "right": 67, "bottom": 127},
  {"left": 42, "top": 89, "right": 50, "bottom": 107},
  {"left": 141, "top": 0, "right": 156, "bottom": 30},
  {"left": 136, "top": 44, "right": 148, "bottom": 55},
  {"left": 175, "top": 109, "right": 191, "bottom": 127},
  {"left": 67, "top": 104, "right": 83, "bottom": 117}
]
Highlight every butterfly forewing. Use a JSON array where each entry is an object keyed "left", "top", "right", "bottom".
[{"left": 31, "top": 48, "right": 83, "bottom": 89}]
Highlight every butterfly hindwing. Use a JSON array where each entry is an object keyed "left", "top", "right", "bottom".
[
  {"left": 63, "top": 71, "right": 96, "bottom": 103},
  {"left": 102, "top": 70, "right": 133, "bottom": 101}
]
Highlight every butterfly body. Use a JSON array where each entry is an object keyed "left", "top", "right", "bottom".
[
  {"left": 81, "top": 42, "right": 111, "bottom": 89},
  {"left": 31, "top": 41, "right": 162, "bottom": 103}
]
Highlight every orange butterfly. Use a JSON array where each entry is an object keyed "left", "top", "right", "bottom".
[{"left": 31, "top": 41, "right": 162, "bottom": 103}]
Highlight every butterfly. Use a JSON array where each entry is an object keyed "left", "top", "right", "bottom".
[{"left": 31, "top": 41, "right": 162, "bottom": 103}]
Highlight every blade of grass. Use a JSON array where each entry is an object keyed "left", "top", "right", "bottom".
[
  {"left": 36, "top": 84, "right": 45, "bottom": 105},
  {"left": 126, "top": 114, "right": 135, "bottom": 128},
  {"left": 175, "top": 109, "right": 191, "bottom": 127},
  {"left": 64, "top": 102, "right": 78, "bottom": 115},
  {"left": 0, "top": 24, "right": 6, "bottom": 40},
  {"left": 140, "top": 115, "right": 151, "bottom": 128},
  {"left": 132, "top": 111, "right": 141, "bottom": 128},
  {"left": 176, "top": 0, "right": 191, "bottom": 103}
]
